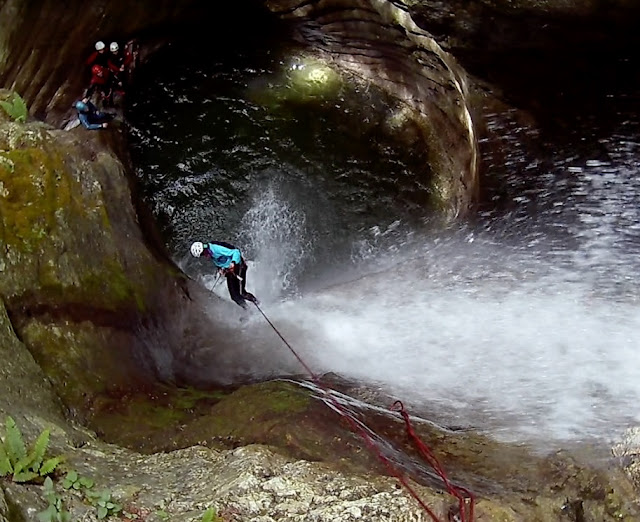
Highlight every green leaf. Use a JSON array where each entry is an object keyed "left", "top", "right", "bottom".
[
  {"left": 0, "top": 100, "right": 12, "bottom": 116},
  {"left": 40, "top": 456, "right": 62, "bottom": 476},
  {"left": 80, "top": 477, "right": 94, "bottom": 488},
  {"left": 97, "top": 506, "right": 108, "bottom": 519},
  {"left": 14, "top": 455, "right": 33, "bottom": 475},
  {"left": 13, "top": 469, "right": 39, "bottom": 482},
  {"left": 5, "top": 417, "right": 27, "bottom": 466},
  {"left": 201, "top": 507, "right": 216, "bottom": 522},
  {"left": 44, "top": 476, "right": 55, "bottom": 491},
  {"left": 0, "top": 93, "right": 28, "bottom": 123},
  {"left": 13, "top": 93, "right": 27, "bottom": 122},
  {"left": 43, "top": 476, "right": 57, "bottom": 500},
  {"left": 65, "top": 470, "right": 78, "bottom": 482},
  {"left": 30, "top": 428, "right": 51, "bottom": 471},
  {"left": 0, "top": 442, "right": 12, "bottom": 475},
  {"left": 37, "top": 504, "right": 57, "bottom": 522}
]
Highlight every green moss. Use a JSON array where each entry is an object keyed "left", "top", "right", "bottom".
[
  {"left": 127, "top": 401, "right": 185, "bottom": 430},
  {"left": 0, "top": 132, "right": 105, "bottom": 263},
  {"left": 78, "top": 258, "right": 144, "bottom": 312},
  {"left": 172, "top": 387, "right": 227, "bottom": 410},
  {"left": 84, "top": 386, "right": 232, "bottom": 453},
  {"left": 21, "top": 321, "right": 109, "bottom": 408},
  {"left": 0, "top": 148, "right": 62, "bottom": 249},
  {"left": 219, "top": 381, "right": 310, "bottom": 418}
]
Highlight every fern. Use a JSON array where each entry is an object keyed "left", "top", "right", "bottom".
[
  {"left": 13, "top": 470, "right": 39, "bottom": 483},
  {"left": 15, "top": 429, "right": 49, "bottom": 475},
  {"left": 0, "top": 417, "right": 62, "bottom": 483},
  {"left": 31, "top": 429, "right": 51, "bottom": 469},
  {"left": 13, "top": 94, "right": 28, "bottom": 122},
  {"left": 4, "top": 417, "right": 27, "bottom": 466},
  {"left": 0, "top": 92, "right": 28, "bottom": 122},
  {"left": 0, "top": 442, "right": 12, "bottom": 476},
  {"left": 41, "top": 457, "right": 63, "bottom": 476}
]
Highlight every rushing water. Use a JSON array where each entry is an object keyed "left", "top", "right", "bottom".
[{"left": 127, "top": 31, "right": 640, "bottom": 449}]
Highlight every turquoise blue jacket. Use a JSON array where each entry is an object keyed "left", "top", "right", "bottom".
[{"left": 206, "top": 242, "right": 242, "bottom": 269}]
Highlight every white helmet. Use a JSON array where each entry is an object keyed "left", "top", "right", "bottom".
[
  {"left": 190, "top": 241, "right": 204, "bottom": 257},
  {"left": 95, "top": 41, "right": 105, "bottom": 51},
  {"left": 110, "top": 42, "right": 119, "bottom": 52}
]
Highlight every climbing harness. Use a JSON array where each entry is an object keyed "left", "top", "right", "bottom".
[{"left": 251, "top": 300, "right": 475, "bottom": 522}]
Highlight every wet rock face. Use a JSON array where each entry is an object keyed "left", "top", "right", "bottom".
[
  {"left": 0, "top": 89, "right": 192, "bottom": 409},
  {"left": 0, "top": 489, "right": 7, "bottom": 522},
  {"left": 407, "top": 0, "right": 640, "bottom": 54},
  {"left": 264, "top": 0, "right": 480, "bottom": 219},
  {"left": 2, "top": 4, "right": 640, "bottom": 520},
  {"left": 0, "top": 299, "right": 63, "bottom": 425},
  {"left": 1, "top": 0, "right": 639, "bottom": 218}
]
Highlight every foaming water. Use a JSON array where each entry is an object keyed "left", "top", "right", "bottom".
[{"left": 227, "top": 230, "right": 640, "bottom": 447}]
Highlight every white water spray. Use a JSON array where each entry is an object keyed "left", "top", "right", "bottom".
[
  {"left": 237, "top": 185, "right": 311, "bottom": 301},
  {"left": 222, "top": 172, "right": 640, "bottom": 448}
]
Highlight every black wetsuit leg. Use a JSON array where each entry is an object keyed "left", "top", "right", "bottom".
[
  {"left": 238, "top": 262, "right": 257, "bottom": 304},
  {"left": 226, "top": 270, "right": 246, "bottom": 309}
]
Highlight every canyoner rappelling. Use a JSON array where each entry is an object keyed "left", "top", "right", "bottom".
[{"left": 190, "top": 240, "right": 259, "bottom": 309}]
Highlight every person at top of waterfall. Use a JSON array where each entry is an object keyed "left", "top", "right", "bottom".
[
  {"left": 74, "top": 98, "right": 114, "bottom": 130},
  {"left": 84, "top": 63, "right": 113, "bottom": 105},
  {"left": 86, "top": 41, "right": 110, "bottom": 69},
  {"left": 190, "top": 241, "right": 258, "bottom": 309},
  {"left": 107, "top": 41, "right": 134, "bottom": 94}
]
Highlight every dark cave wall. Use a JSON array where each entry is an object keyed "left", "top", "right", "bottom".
[{"left": 0, "top": 0, "right": 213, "bottom": 125}]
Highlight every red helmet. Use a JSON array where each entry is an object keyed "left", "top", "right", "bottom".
[{"left": 92, "top": 64, "right": 104, "bottom": 77}]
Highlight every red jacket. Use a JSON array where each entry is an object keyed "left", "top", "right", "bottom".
[{"left": 86, "top": 50, "right": 110, "bottom": 68}]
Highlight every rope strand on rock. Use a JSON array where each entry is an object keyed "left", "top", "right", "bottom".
[
  {"left": 392, "top": 401, "right": 475, "bottom": 522},
  {"left": 253, "top": 301, "right": 475, "bottom": 522}
]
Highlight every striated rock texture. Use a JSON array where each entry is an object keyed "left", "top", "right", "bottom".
[
  {"left": 264, "top": 0, "right": 480, "bottom": 219},
  {"left": 405, "top": 0, "right": 640, "bottom": 56},
  {"left": 0, "top": 0, "right": 483, "bottom": 217}
]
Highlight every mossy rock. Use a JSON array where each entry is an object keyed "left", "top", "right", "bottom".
[
  {"left": 0, "top": 120, "right": 152, "bottom": 312},
  {"left": 0, "top": 91, "right": 193, "bottom": 417}
]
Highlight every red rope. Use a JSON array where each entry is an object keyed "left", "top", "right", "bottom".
[
  {"left": 392, "top": 401, "right": 475, "bottom": 522},
  {"left": 253, "top": 302, "right": 474, "bottom": 522}
]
